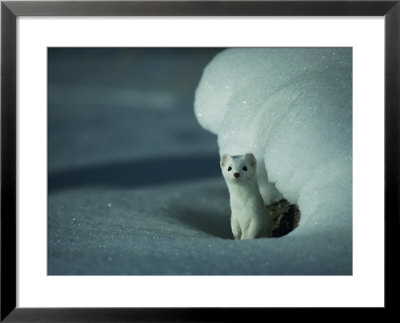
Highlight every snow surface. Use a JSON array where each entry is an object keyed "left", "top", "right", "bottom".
[{"left": 48, "top": 48, "right": 352, "bottom": 275}]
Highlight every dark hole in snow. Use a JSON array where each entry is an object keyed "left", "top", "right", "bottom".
[{"left": 270, "top": 199, "right": 301, "bottom": 238}]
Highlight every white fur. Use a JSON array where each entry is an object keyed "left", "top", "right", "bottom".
[{"left": 220, "top": 153, "right": 273, "bottom": 240}]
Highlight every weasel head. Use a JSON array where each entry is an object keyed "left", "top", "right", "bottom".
[{"left": 220, "top": 153, "right": 257, "bottom": 184}]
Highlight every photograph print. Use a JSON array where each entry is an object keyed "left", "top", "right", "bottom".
[{"left": 48, "top": 47, "right": 352, "bottom": 275}]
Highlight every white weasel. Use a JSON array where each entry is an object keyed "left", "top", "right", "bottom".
[{"left": 220, "top": 153, "right": 273, "bottom": 240}]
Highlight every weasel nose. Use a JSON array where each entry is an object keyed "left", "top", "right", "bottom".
[{"left": 234, "top": 172, "right": 240, "bottom": 178}]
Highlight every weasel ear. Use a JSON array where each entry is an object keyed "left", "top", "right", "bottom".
[
  {"left": 245, "top": 153, "right": 257, "bottom": 166},
  {"left": 220, "top": 154, "right": 230, "bottom": 167}
]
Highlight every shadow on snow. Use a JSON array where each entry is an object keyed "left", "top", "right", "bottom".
[{"left": 48, "top": 154, "right": 221, "bottom": 193}]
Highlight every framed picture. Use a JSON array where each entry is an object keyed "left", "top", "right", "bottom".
[{"left": 1, "top": 0, "right": 398, "bottom": 321}]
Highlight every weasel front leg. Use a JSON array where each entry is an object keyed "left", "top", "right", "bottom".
[{"left": 231, "top": 216, "right": 242, "bottom": 240}]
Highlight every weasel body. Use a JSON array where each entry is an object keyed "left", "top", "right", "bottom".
[{"left": 220, "top": 153, "right": 273, "bottom": 240}]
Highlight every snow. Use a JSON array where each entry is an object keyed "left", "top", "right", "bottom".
[
  {"left": 48, "top": 48, "right": 352, "bottom": 275},
  {"left": 195, "top": 48, "right": 352, "bottom": 267},
  {"left": 49, "top": 179, "right": 350, "bottom": 275}
]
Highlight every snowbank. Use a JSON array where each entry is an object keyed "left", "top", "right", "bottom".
[{"left": 194, "top": 48, "right": 352, "bottom": 250}]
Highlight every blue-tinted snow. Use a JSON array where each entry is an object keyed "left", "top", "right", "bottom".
[{"left": 48, "top": 48, "right": 352, "bottom": 275}]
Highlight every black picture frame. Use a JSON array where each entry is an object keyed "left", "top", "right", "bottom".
[{"left": 1, "top": 0, "right": 399, "bottom": 321}]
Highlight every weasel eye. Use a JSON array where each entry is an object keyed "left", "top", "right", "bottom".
[
  {"left": 227, "top": 167, "right": 232, "bottom": 171},
  {"left": 242, "top": 166, "right": 247, "bottom": 171}
]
